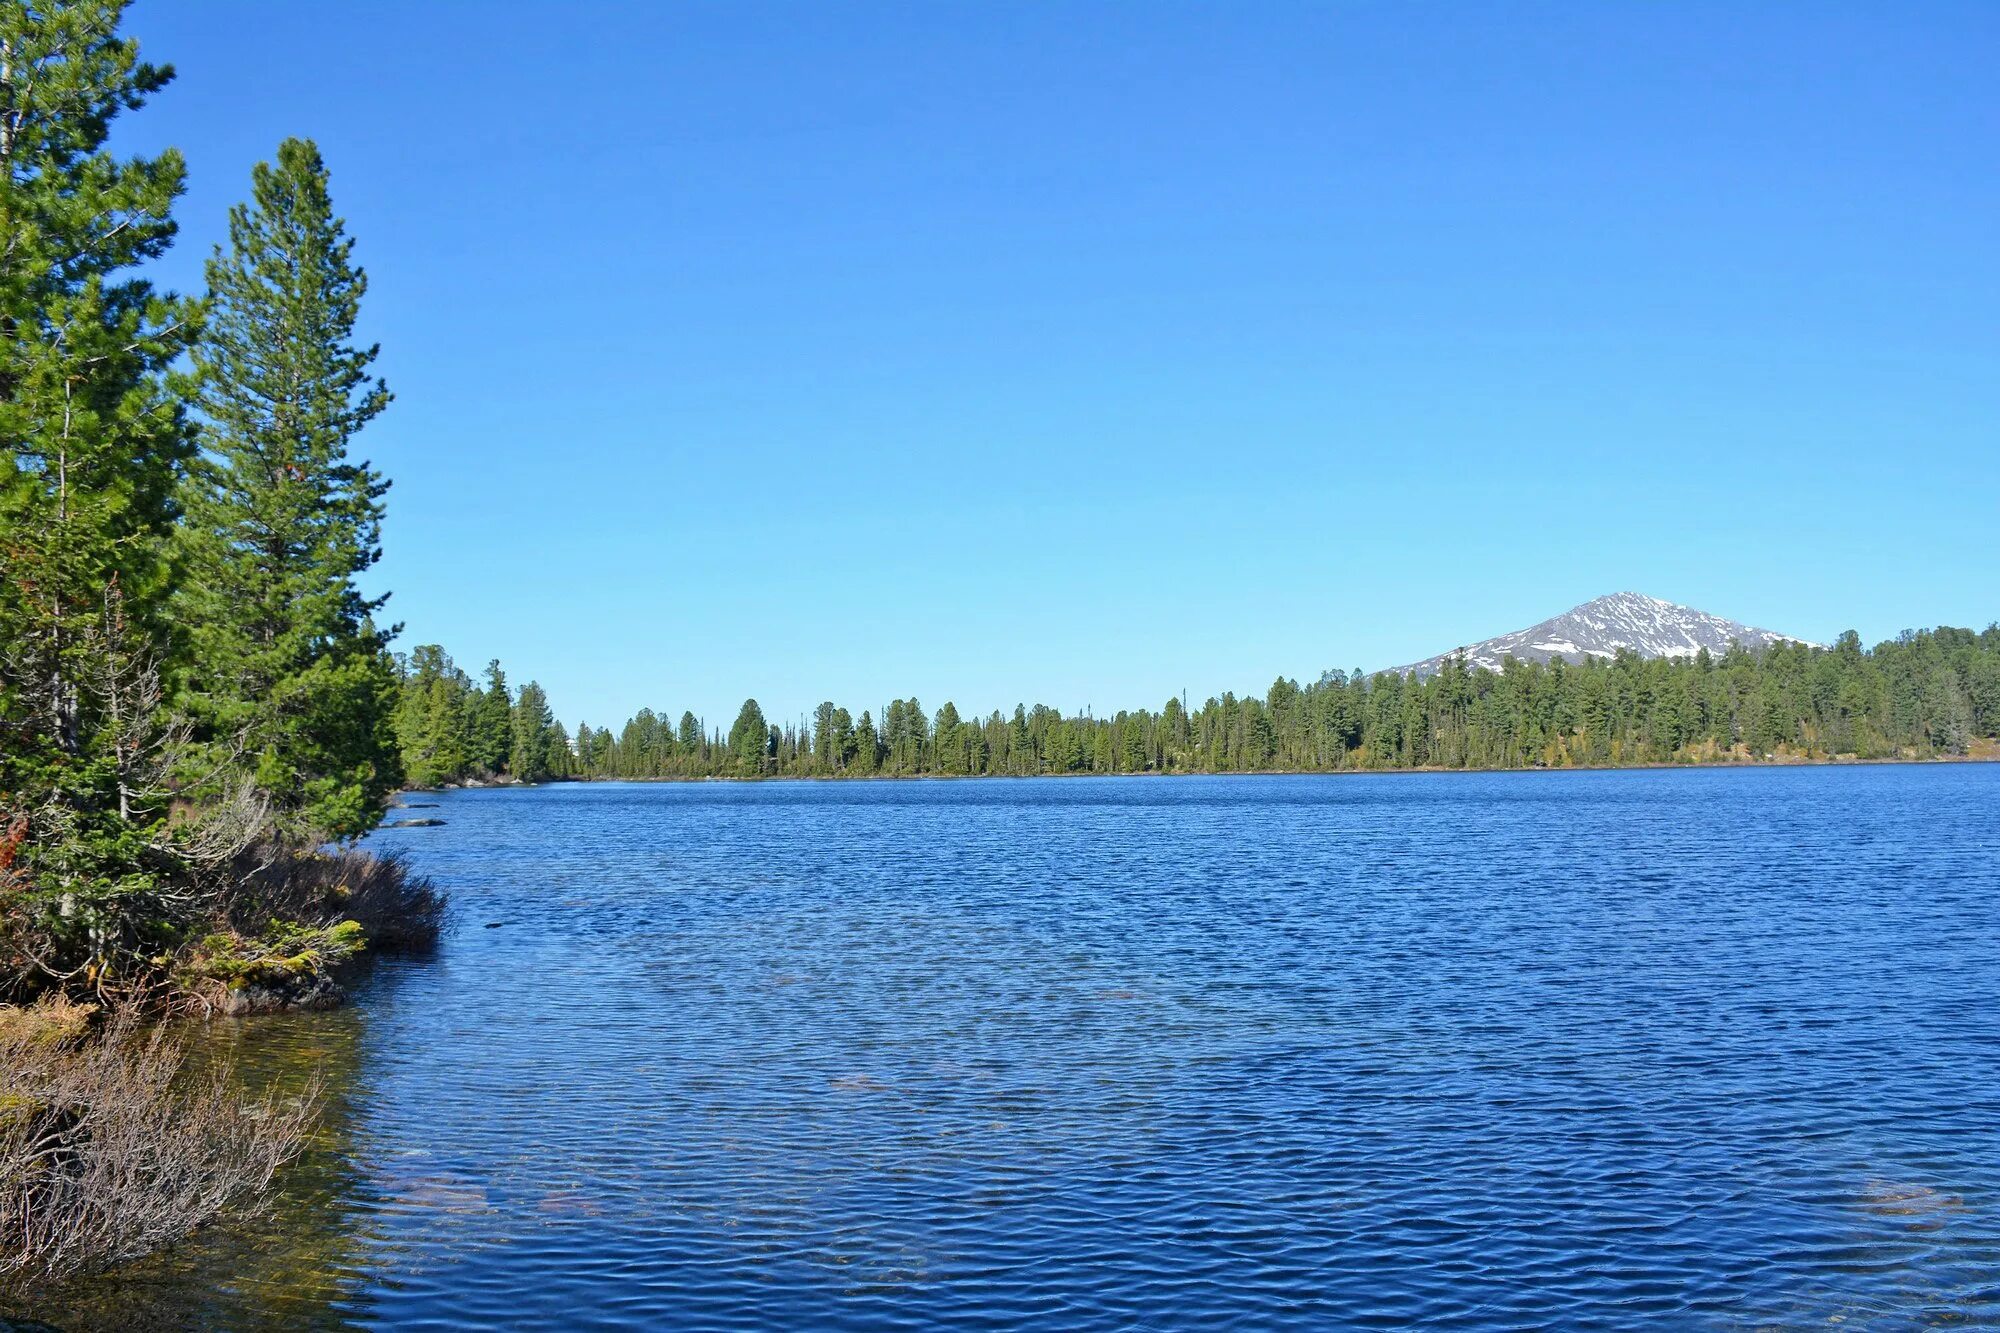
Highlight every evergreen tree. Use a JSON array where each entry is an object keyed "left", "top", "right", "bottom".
[
  {"left": 851, "top": 710, "right": 880, "bottom": 774},
  {"left": 811, "top": 701, "right": 844, "bottom": 774},
  {"left": 0, "top": 0, "right": 200, "bottom": 976},
  {"left": 393, "top": 646, "right": 474, "bottom": 788},
  {"left": 545, "top": 722, "right": 573, "bottom": 779},
  {"left": 510, "top": 680, "right": 556, "bottom": 782},
  {"left": 173, "top": 137, "right": 396, "bottom": 839},
  {"left": 728, "top": 699, "right": 769, "bottom": 775},
  {"left": 472, "top": 660, "right": 511, "bottom": 774}
]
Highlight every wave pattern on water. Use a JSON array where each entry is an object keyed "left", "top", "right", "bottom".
[{"left": 33, "top": 767, "right": 2000, "bottom": 1330}]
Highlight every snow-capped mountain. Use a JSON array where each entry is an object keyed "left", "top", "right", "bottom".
[{"left": 1388, "top": 592, "right": 1813, "bottom": 678}]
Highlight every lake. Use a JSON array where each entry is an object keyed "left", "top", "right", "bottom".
[{"left": 30, "top": 766, "right": 2000, "bottom": 1329}]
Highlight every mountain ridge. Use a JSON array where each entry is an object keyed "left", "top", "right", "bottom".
[{"left": 1389, "top": 592, "right": 1813, "bottom": 678}]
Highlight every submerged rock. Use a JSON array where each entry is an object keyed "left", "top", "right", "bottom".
[
  {"left": 389, "top": 1174, "right": 491, "bottom": 1213},
  {"left": 384, "top": 818, "right": 445, "bottom": 828},
  {"left": 213, "top": 970, "right": 346, "bottom": 1016}
]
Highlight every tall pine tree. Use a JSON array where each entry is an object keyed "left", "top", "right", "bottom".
[
  {"left": 465, "top": 658, "right": 511, "bottom": 776},
  {"left": 509, "top": 680, "right": 556, "bottom": 783},
  {"left": 0, "top": 0, "right": 199, "bottom": 983},
  {"left": 728, "top": 699, "right": 769, "bottom": 775},
  {"left": 174, "top": 138, "right": 399, "bottom": 840}
]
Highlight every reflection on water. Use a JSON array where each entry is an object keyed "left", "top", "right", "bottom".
[{"left": 16, "top": 767, "right": 2000, "bottom": 1329}]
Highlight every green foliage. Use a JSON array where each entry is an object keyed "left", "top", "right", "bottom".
[
  {"left": 509, "top": 680, "right": 562, "bottom": 782},
  {"left": 0, "top": 0, "right": 198, "bottom": 984},
  {"left": 172, "top": 137, "right": 398, "bottom": 841},
  {"left": 392, "top": 646, "right": 474, "bottom": 788},
  {"left": 536, "top": 626, "right": 2000, "bottom": 782},
  {"left": 0, "top": 7, "right": 440, "bottom": 1012},
  {"left": 728, "top": 699, "right": 769, "bottom": 776},
  {"left": 472, "top": 660, "right": 512, "bottom": 774},
  {"left": 388, "top": 649, "right": 578, "bottom": 788}
]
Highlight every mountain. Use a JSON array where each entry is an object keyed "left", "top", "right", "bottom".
[{"left": 1388, "top": 592, "right": 1813, "bottom": 678}]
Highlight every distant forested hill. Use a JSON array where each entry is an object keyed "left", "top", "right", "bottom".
[{"left": 396, "top": 624, "right": 2000, "bottom": 784}]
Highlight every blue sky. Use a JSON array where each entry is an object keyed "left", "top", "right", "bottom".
[{"left": 122, "top": 2, "right": 1998, "bottom": 731}]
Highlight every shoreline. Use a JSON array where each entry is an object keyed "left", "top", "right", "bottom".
[{"left": 404, "top": 748, "right": 2000, "bottom": 792}]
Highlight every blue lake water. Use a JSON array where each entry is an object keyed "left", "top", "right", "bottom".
[{"left": 35, "top": 766, "right": 2000, "bottom": 1329}]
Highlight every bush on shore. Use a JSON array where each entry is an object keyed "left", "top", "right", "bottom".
[
  {"left": 0, "top": 999, "right": 316, "bottom": 1287},
  {"left": 168, "top": 844, "right": 447, "bottom": 1016},
  {"left": 0, "top": 821, "right": 445, "bottom": 1015},
  {"left": 0, "top": 830, "right": 440, "bottom": 1292},
  {"left": 221, "top": 845, "right": 446, "bottom": 957}
]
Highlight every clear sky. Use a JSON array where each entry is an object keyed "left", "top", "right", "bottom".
[{"left": 120, "top": 1, "right": 1998, "bottom": 732}]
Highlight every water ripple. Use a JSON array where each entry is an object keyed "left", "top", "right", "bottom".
[{"left": 30, "top": 765, "right": 2000, "bottom": 1331}]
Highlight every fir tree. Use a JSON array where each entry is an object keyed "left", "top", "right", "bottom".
[
  {"left": 473, "top": 660, "right": 511, "bottom": 774},
  {"left": 393, "top": 646, "right": 473, "bottom": 789}
]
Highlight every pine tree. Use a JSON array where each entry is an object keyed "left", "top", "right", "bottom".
[
  {"left": 545, "top": 723, "right": 573, "bottom": 779},
  {"left": 509, "top": 681, "right": 555, "bottom": 781},
  {"left": 393, "top": 646, "right": 472, "bottom": 789},
  {"left": 728, "top": 699, "right": 769, "bottom": 775},
  {"left": 173, "top": 137, "right": 397, "bottom": 839},
  {"left": 473, "top": 660, "right": 511, "bottom": 775},
  {"left": 0, "top": 0, "right": 200, "bottom": 978}
]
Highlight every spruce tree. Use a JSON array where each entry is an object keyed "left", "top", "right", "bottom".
[
  {"left": 545, "top": 723, "right": 572, "bottom": 779},
  {"left": 0, "top": 0, "right": 199, "bottom": 981},
  {"left": 174, "top": 138, "right": 398, "bottom": 839}
]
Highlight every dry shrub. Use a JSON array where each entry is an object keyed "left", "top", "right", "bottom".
[
  {"left": 169, "top": 844, "right": 445, "bottom": 1013},
  {"left": 0, "top": 1001, "right": 317, "bottom": 1286},
  {"left": 219, "top": 844, "right": 445, "bottom": 954}
]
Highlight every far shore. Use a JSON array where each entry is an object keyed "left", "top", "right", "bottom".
[{"left": 399, "top": 746, "right": 2000, "bottom": 794}]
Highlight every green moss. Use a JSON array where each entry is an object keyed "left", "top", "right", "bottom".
[
  {"left": 0, "top": 1091, "right": 48, "bottom": 1129},
  {"left": 178, "top": 919, "right": 368, "bottom": 990}
]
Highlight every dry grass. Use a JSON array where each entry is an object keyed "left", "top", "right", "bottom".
[
  {"left": 0, "top": 1000, "right": 317, "bottom": 1287},
  {"left": 0, "top": 993, "right": 98, "bottom": 1049}
]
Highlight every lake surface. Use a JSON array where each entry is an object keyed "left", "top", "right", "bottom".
[{"left": 29, "top": 767, "right": 2000, "bottom": 1330}]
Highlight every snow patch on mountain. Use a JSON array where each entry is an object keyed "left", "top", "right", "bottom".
[{"left": 1388, "top": 592, "right": 1815, "bottom": 678}]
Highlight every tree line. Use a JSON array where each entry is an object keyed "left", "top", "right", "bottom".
[{"left": 400, "top": 625, "right": 2000, "bottom": 787}]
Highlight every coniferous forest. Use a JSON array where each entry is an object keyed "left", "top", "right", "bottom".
[
  {"left": 398, "top": 626, "right": 2000, "bottom": 786},
  {"left": 0, "top": 1, "right": 455, "bottom": 1285}
]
